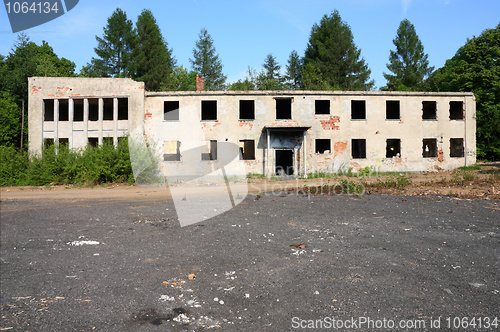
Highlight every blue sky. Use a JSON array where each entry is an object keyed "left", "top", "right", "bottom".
[{"left": 1, "top": 0, "right": 499, "bottom": 89}]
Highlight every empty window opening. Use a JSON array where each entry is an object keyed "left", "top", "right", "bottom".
[
  {"left": 276, "top": 98, "right": 292, "bottom": 119},
  {"left": 43, "top": 99, "right": 54, "bottom": 121},
  {"left": 118, "top": 98, "right": 128, "bottom": 120},
  {"left": 239, "top": 100, "right": 255, "bottom": 120},
  {"left": 164, "top": 141, "right": 181, "bottom": 161},
  {"left": 386, "top": 100, "right": 400, "bottom": 120},
  {"left": 164, "top": 101, "right": 179, "bottom": 121},
  {"left": 103, "top": 98, "right": 113, "bottom": 121},
  {"left": 239, "top": 140, "right": 255, "bottom": 160},
  {"left": 352, "top": 139, "right": 366, "bottom": 159},
  {"left": 275, "top": 149, "right": 294, "bottom": 175},
  {"left": 202, "top": 140, "right": 217, "bottom": 160},
  {"left": 315, "top": 100, "right": 330, "bottom": 115},
  {"left": 59, "top": 138, "right": 69, "bottom": 147},
  {"left": 386, "top": 139, "right": 401, "bottom": 158},
  {"left": 44, "top": 138, "right": 54, "bottom": 149},
  {"left": 449, "top": 101, "right": 464, "bottom": 120},
  {"left": 59, "top": 99, "right": 69, "bottom": 121},
  {"left": 73, "top": 99, "right": 84, "bottom": 122},
  {"left": 315, "top": 139, "right": 331, "bottom": 154},
  {"left": 351, "top": 100, "right": 366, "bottom": 120},
  {"left": 88, "top": 99, "right": 98, "bottom": 121},
  {"left": 88, "top": 137, "right": 98, "bottom": 147},
  {"left": 422, "top": 138, "right": 438, "bottom": 158},
  {"left": 201, "top": 101, "right": 217, "bottom": 120},
  {"left": 450, "top": 138, "right": 464, "bottom": 157},
  {"left": 103, "top": 137, "right": 113, "bottom": 145},
  {"left": 422, "top": 101, "right": 437, "bottom": 120}
]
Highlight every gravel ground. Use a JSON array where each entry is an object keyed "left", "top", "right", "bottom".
[{"left": 1, "top": 189, "right": 499, "bottom": 331}]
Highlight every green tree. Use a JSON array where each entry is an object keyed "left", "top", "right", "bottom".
[
  {"left": 254, "top": 54, "right": 284, "bottom": 90},
  {"left": 383, "top": 19, "right": 434, "bottom": 91},
  {"left": 286, "top": 50, "right": 303, "bottom": 90},
  {"left": 0, "top": 91, "right": 22, "bottom": 146},
  {"left": 429, "top": 23, "right": 500, "bottom": 161},
  {"left": 162, "top": 65, "right": 197, "bottom": 91},
  {"left": 190, "top": 28, "right": 226, "bottom": 90},
  {"left": 133, "top": 9, "right": 175, "bottom": 91},
  {"left": 303, "top": 10, "right": 373, "bottom": 90},
  {"left": 82, "top": 8, "right": 135, "bottom": 78},
  {"left": 0, "top": 34, "right": 75, "bottom": 147},
  {"left": 227, "top": 67, "right": 257, "bottom": 91}
]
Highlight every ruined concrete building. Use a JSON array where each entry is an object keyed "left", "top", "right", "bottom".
[{"left": 28, "top": 77, "right": 476, "bottom": 177}]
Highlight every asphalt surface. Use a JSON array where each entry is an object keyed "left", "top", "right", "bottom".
[{"left": 1, "top": 189, "right": 499, "bottom": 331}]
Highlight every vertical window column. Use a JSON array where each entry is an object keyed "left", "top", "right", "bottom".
[
  {"left": 98, "top": 98, "right": 103, "bottom": 145},
  {"left": 113, "top": 98, "right": 118, "bottom": 146},
  {"left": 54, "top": 99, "right": 59, "bottom": 143},
  {"left": 83, "top": 98, "right": 89, "bottom": 140}
]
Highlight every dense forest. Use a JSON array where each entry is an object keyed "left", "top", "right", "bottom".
[{"left": 1, "top": 9, "right": 498, "bottom": 185}]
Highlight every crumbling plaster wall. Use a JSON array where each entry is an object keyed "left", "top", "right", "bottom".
[
  {"left": 28, "top": 77, "right": 144, "bottom": 156},
  {"left": 145, "top": 91, "right": 475, "bottom": 177}
]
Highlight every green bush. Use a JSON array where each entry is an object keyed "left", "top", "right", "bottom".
[{"left": 0, "top": 139, "right": 135, "bottom": 186}]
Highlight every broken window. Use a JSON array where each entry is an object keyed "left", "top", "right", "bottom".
[
  {"left": 164, "top": 101, "right": 179, "bottom": 121},
  {"left": 449, "top": 101, "right": 464, "bottom": 120},
  {"left": 351, "top": 100, "right": 366, "bottom": 120},
  {"left": 43, "top": 99, "right": 54, "bottom": 121},
  {"left": 450, "top": 138, "right": 464, "bottom": 157},
  {"left": 59, "top": 138, "right": 69, "bottom": 147},
  {"left": 103, "top": 137, "right": 113, "bottom": 145},
  {"left": 201, "top": 101, "right": 217, "bottom": 120},
  {"left": 88, "top": 137, "right": 98, "bottom": 147},
  {"left": 88, "top": 99, "right": 98, "bottom": 121},
  {"left": 103, "top": 98, "right": 113, "bottom": 121},
  {"left": 386, "top": 139, "right": 401, "bottom": 158},
  {"left": 73, "top": 99, "right": 84, "bottom": 122},
  {"left": 202, "top": 140, "right": 217, "bottom": 160},
  {"left": 239, "top": 140, "right": 255, "bottom": 160},
  {"left": 315, "top": 139, "right": 331, "bottom": 154},
  {"left": 422, "top": 101, "right": 437, "bottom": 120},
  {"left": 386, "top": 100, "right": 400, "bottom": 120},
  {"left": 422, "top": 138, "right": 438, "bottom": 158},
  {"left": 164, "top": 141, "right": 181, "bottom": 161},
  {"left": 239, "top": 100, "right": 255, "bottom": 120},
  {"left": 59, "top": 99, "right": 69, "bottom": 121},
  {"left": 44, "top": 138, "right": 54, "bottom": 148},
  {"left": 276, "top": 98, "right": 292, "bottom": 119},
  {"left": 118, "top": 98, "right": 128, "bottom": 120},
  {"left": 352, "top": 139, "right": 366, "bottom": 159},
  {"left": 315, "top": 100, "right": 330, "bottom": 115}
]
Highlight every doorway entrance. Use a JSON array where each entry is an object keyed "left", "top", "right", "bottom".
[{"left": 275, "top": 149, "right": 294, "bottom": 175}]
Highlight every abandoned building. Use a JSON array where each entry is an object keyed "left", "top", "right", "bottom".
[{"left": 28, "top": 77, "right": 476, "bottom": 178}]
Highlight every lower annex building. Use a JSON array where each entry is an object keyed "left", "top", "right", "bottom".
[{"left": 28, "top": 77, "right": 476, "bottom": 178}]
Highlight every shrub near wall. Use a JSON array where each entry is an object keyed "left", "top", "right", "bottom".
[{"left": 0, "top": 139, "right": 134, "bottom": 186}]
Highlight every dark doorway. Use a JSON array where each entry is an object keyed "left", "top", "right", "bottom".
[{"left": 275, "top": 149, "right": 294, "bottom": 175}]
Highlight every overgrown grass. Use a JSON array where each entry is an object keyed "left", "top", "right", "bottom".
[{"left": 0, "top": 139, "right": 134, "bottom": 186}]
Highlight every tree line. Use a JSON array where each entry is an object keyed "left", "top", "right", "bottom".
[{"left": 0, "top": 9, "right": 499, "bottom": 161}]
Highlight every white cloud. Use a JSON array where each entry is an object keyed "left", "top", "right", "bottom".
[{"left": 401, "top": 0, "right": 413, "bottom": 16}]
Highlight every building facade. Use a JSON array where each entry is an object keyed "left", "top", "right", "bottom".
[{"left": 28, "top": 77, "right": 476, "bottom": 177}]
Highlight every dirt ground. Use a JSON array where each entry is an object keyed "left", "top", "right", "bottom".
[{"left": 1, "top": 165, "right": 499, "bottom": 202}]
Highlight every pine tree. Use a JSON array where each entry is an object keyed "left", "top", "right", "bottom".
[
  {"left": 255, "top": 54, "right": 284, "bottom": 90},
  {"left": 190, "top": 28, "right": 226, "bottom": 90},
  {"left": 82, "top": 8, "right": 135, "bottom": 78},
  {"left": 286, "top": 50, "right": 303, "bottom": 90},
  {"left": 133, "top": 9, "right": 175, "bottom": 91},
  {"left": 383, "top": 19, "right": 434, "bottom": 91},
  {"left": 303, "top": 10, "right": 373, "bottom": 90}
]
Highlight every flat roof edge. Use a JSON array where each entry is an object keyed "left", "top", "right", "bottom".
[{"left": 145, "top": 90, "right": 475, "bottom": 97}]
